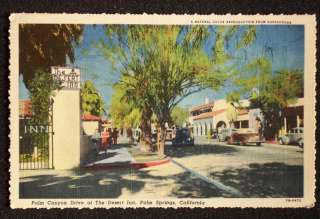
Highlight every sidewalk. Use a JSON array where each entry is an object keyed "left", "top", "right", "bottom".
[
  {"left": 84, "top": 136, "right": 169, "bottom": 170},
  {"left": 85, "top": 146, "right": 135, "bottom": 168}
]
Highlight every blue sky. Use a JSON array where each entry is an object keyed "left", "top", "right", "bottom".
[{"left": 19, "top": 25, "right": 304, "bottom": 109}]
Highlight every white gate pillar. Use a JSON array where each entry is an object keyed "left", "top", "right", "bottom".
[{"left": 51, "top": 67, "right": 81, "bottom": 169}]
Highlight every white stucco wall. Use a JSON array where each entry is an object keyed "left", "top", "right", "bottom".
[
  {"left": 212, "top": 111, "right": 229, "bottom": 129},
  {"left": 52, "top": 89, "right": 81, "bottom": 169},
  {"left": 213, "top": 99, "right": 227, "bottom": 111},
  {"left": 83, "top": 121, "right": 99, "bottom": 136},
  {"left": 192, "top": 118, "right": 214, "bottom": 136}
]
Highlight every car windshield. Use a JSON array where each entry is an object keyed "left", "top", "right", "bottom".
[{"left": 176, "top": 129, "right": 188, "bottom": 136}]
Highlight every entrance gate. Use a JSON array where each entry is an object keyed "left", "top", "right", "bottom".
[{"left": 19, "top": 99, "right": 54, "bottom": 170}]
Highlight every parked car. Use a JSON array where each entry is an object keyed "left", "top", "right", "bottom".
[
  {"left": 172, "top": 128, "right": 194, "bottom": 146},
  {"left": 227, "top": 128, "right": 264, "bottom": 146},
  {"left": 217, "top": 128, "right": 237, "bottom": 142},
  {"left": 278, "top": 127, "right": 304, "bottom": 147}
]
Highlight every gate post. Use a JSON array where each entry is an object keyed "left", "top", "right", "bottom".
[{"left": 51, "top": 67, "right": 81, "bottom": 169}]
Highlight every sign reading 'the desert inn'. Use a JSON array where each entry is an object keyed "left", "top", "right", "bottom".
[{"left": 51, "top": 67, "right": 80, "bottom": 89}]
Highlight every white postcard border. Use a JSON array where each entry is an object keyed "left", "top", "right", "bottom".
[{"left": 9, "top": 13, "right": 316, "bottom": 208}]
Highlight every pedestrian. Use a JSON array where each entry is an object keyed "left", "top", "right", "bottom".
[
  {"left": 107, "top": 128, "right": 112, "bottom": 145},
  {"left": 112, "top": 128, "right": 118, "bottom": 145},
  {"left": 256, "top": 117, "right": 263, "bottom": 139},
  {"left": 101, "top": 128, "right": 111, "bottom": 154}
]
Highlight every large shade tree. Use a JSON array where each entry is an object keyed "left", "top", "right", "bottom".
[
  {"left": 250, "top": 68, "right": 303, "bottom": 138},
  {"left": 228, "top": 56, "right": 304, "bottom": 138},
  {"left": 19, "top": 24, "right": 83, "bottom": 89},
  {"left": 99, "top": 25, "right": 256, "bottom": 155}
]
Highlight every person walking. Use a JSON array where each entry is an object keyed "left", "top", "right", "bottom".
[
  {"left": 256, "top": 117, "right": 263, "bottom": 139},
  {"left": 112, "top": 128, "right": 118, "bottom": 145},
  {"left": 101, "top": 128, "right": 111, "bottom": 154}
]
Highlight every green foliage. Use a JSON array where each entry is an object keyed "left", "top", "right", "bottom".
[
  {"left": 20, "top": 24, "right": 83, "bottom": 89},
  {"left": 229, "top": 59, "right": 303, "bottom": 137},
  {"left": 99, "top": 25, "right": 253, "bottom": 125},
  {"left": 99, "top": 25, "right": 256, "bottom": 154},
  {"left": 28, "top": 70, "right": 60, "bottom": 152},
  {"left": 170, "top": 106, "right": 189, "bottom": 127},
  {"left": 250, "top": 69, "right": 303, "bottom": 136},
  {"left": 81, "top": 80, "right": 105, "bottom": 116},
  {"left": 236, "top": 26, "right": 257, "bottom": 49},
  {"left": 28, "top": 70, "right": 60, "bottom": 123},
  {"left": 109, "top": 85, "right": 141, "bottom": 128},
  {"left": 247, "top": 68, "right": 303, "bottom": 109}
]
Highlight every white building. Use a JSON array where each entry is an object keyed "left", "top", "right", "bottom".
[{"left": 189, "top": 99, "right": 256, "bottom": 137}]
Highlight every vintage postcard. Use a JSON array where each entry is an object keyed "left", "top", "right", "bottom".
[{"left": 9, "top": 14, "right": 316, "bottom": 208}]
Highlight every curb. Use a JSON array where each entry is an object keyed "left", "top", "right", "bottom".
[{"left": 83, "top": 157, "right": 171, "bottom": 171}]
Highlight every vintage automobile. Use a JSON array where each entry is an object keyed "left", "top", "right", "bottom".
[
  {"left": 217, "top": 128, "right": 237, "bottom": 142},
  {"left": 278, "top": 127, "right": 304, "bottom": 147},
  {"left": 227, "top": 128, "right": 264, "bottom": 146},
  {"left": 172, "top": 128, "right": 194, "bottom": 146}
]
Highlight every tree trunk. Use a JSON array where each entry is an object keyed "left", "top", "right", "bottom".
[
  {"left": 157, "top": 123, "right": 166, "bottom": 157},
  {"left": 139, "top": 107, "right": 152, "bottom": 152}
]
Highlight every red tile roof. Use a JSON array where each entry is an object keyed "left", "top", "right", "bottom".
[
  {"left": 19, "top": 99, "right": 32, "bottom": 117},
  {"left": 190, "top": 102, "right": 214, "bottom": 112},
  {"left": 193, "top": 109, "right": 226, "bottom": 120},
  {"left": 82, "top": 114, "right": 101, "bottom": 121},
  {"left": 237, "top": 108, "right": 249, "bottom": 115}
]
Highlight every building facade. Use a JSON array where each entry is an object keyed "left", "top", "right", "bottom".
[
  {"left": 189, "top": 99, "right": 259, "bottom": 137},
  {"left": 189, "top": 98, "right": 304, "bottom": 140}
]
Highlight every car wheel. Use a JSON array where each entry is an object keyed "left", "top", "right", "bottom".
[{"left": 256, "top": 142, "right": 261, "bottom": 146}]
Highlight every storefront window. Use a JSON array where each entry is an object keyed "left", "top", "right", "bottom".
[
  {"left": 234, "top": 121, "right": 240, "bottom": 129},
  {"left": 241, "top": 120, "right": 249, "bottom": 128}
]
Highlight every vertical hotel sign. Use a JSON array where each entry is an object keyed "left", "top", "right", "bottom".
[{"left": 51, "top": 67, "right": 80, "bottom": 89}]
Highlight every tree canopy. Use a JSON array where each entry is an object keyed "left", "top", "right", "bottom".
[
  {"left": 170, "top": 106, "right": 189, "bottom": 127},
  {"left": 227, "top": 55, "right": 304, "bottom": 137},
  {"left": 20, "top": 24, "right": 83, "bottom": 89},
  {"left": 98, "top": 25, "right": 257, "bottom": 155},
  {"left": 100, "top": 25, "right": 255, "bottom": 119},
  {"left": 109, "top": 85, "right": 141, "bottom": 129},
  {"left": 28, "top": 70, "right": 60, "bottom": 123},
  {"left": 81, "top": 80, "right": 105, "bottom": 116}
]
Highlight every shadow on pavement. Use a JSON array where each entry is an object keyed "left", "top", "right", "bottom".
[
  {"left": 20, "top": 168, "right": 145, "bottom": 199},
  {"left": 209, "top": 162, "right": 303, "bottom": 198},
  {"left": 165, "top": 144, "right": 238, "bottom": 158},
  {"left": 19, "top": 166, "right": 224, "bottom": 199},
  {"left": 20, "top": 157, "right": 302, "bottom": 198}
]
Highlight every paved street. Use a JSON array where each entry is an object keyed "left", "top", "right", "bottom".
[{"left": 20, "top": 138, "right": 303, "bottom": 198}]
